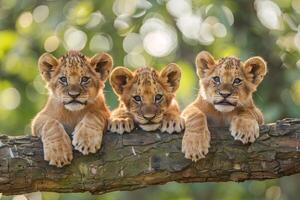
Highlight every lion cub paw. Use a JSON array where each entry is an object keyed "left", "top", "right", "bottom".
[
  {"left": 230, "top": 117, "right": 259, "bottom": 144},
  {"left": 43, "top": 133, "right": 73, "bottom": 168},
  {"left": 160, "top": 116, "right": 185, "bottom": 134},
  {"left": 182, "top": 129, "right": 210, "bottom": 162},
  {"left": 72, "top": 122, "right": 103, "bottom": 155},
  {"left": 108, "top": 118, "right": 135, "bottom": 134}
]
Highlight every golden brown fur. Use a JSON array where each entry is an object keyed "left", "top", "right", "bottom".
[
  {"left": 31, "top": 51, "right": 112, "bottom": 167},
  {"left": 109, "top": 64, "right": 184, "bottom": 134},
  {"left": 182, "top": 51, "right": 267, "bottom": 161}
]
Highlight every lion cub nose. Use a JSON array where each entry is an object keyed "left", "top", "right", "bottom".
[
  {"left": 141, "top": 105, "right": 157, "bottom": 120},
  {"left": 68, "top": 91, "right": 80, "bottom": 99},
  {"left": 219, "top": 91, "right": 231, "bottom": 98}
]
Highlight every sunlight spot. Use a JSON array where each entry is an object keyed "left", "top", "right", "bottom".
[
  {"left": 44, "top": 36, "right": 60, "bottom": 52},
  {"left": 143, "top": 30, "right": 175, "bottom": 57},
  {"left": 124, "top": 53, "right": 146, "bottom": 67},
  {"left": 222, "top": 6, "right": 234, "bottom": 26},
  {"left": 114, "top": 16, "right": 130, "bottom": 30},
  {"left": 255, "top": 0, "right": 282, "bottom": 30},
  {"left": 212, "top": 23, "right": 227, "bottom": 38},
  {"left": 85, "top": 11, "right": 105, "bottom": 28},
  {"left": 296, "top": 60, "right": 300, "bottom": 69},
  {"left": 198, "top": 22, "right": 214, "bottom": 45},
  {"left": 18, "top": 12, "right": 33, "bottom": 28},
  {"left": 141, "top": 18, "right": 177, "bottom": 57},
  {"left": 291, "top": 79, "right": 300, "bottom": 105},
  {"left": 166, "top": 0, "right": 192, "bottom": 18},
  {"left": 265, "top": 186, "right": 281, "bottom": 200},
  {"left": 294, "top": 31, "right": 300, "bottom": 52},
  {"left": 113, "top": 0, "right": 138, "bottom": 16},
  {"left": 89, "top": 34, "right": 112, "bottom": 52},
  {"left": 13, "top": 195, "right": 27, "bottom": 200},
  {"left": 177, "top": 14, "right": 202, "bottom": 40},
  {"left": 33, "top": 5, "right": 49, "bottom": 23},
  {"left": 0, "top": 88, "right": 21, "bottom": 110},
  {"left": 64, "top": 27, "right": 87, "bottom": 50},
  {"left": 276, "top": 33, "right": 295, "bottom": 51},
  {"left": 123, "top": 33, "right": 143, "bottom": 53}
]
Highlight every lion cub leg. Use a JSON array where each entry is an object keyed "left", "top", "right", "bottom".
[
  {"left": 230, "top": 110, "right": 263, "bottom": 144},
  {"left": 160, "top": 102, "right": 185, "bottom": 134},
  {"left": 32, "top": 115, "right": 73, "bottom": 168},
  {"left": 72, "top": 113, "right": 106, "bottom": 155},
  {"left": 108, "top": 108, "right": 135, "bottom": 134},
  {"left": 181, "top": 105, "right": 210, "bottom": 161}
]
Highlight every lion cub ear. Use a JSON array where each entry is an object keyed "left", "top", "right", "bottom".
[
  {"left": 243, "top": 56, "right": 267, "bottom": 86},
  {"left": 195, "top": 51, "right": 216, "bottom": 78},
  {"left": 110, "top": 67, "right": 133, "bottom": 95},
  {"left": 38, "top": 53, "right": 59, "bottom": 82},
  {"left": 160, "top": 63, "right": 181, "bottom": 93},
  {"left": 90, "top": 53, "right": 113, "bottom": 81}
]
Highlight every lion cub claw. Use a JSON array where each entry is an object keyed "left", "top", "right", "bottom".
[
  {"left": 182, "top": 129, "right": 210, "bottom": 162},
  {"left": 108, "top": 118, "right": 135, "bottom": 134},
  {"left": 43, "top": 132, "right": 73, "bottom": 168},
  {"left": 72, "top": 122, "right": 102, "bottom": 155},
  {"left": 230, "top": 117, "right": 259, "bottom": 144},
  {"left": 160, "top": 116, "right": 185, "bottom": 134}
]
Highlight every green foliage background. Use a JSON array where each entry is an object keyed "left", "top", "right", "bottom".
[{"left": 0, "top": 0, "right": 300, "bottom": 199}]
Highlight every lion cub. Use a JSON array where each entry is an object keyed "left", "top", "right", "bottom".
[
  {"left": 108, "top": 64, "right": 184, "bottom": 134},
  {"left": 182, "top": 51, "right": 267, "bottom": 161},
  {"left": 31, "top": 51, "right": 112, "bottom": 167}
]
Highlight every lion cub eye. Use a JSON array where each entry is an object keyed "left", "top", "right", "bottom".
[
  {"left": 81, "top": 76, "right": 90, "bottom": 85},
  {"left": 233, "top": 78, "right": 242, "bottom": 85},
  {"left": 59, "top": 76, "right": 68, "bottom": 85},
  {"left": 212, "top": 76, "right": 221, "bottom": 84},
  {"left": 133, "top": 95, "right": 142, "bottom": 102},
  {"left": 155, "top": 94, "right": 163, "bottom": 103}
]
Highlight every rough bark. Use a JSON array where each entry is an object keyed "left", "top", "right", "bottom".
[{"left": 0, "top": 118, "right": 300, "bottom": 195}]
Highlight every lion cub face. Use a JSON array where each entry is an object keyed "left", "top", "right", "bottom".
[
  {"left": 196, "top": 51, "right": 267, "bottom": 112},
  {"left": 38, "top": 51, "right": 112, "bottom": 111},
  {"left": 110, "top": 64, "right": 181, "bottom": 131}
]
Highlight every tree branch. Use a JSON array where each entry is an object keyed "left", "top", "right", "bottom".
[{"left": 1, "top": 118, "right": 300, "bottom": 195}]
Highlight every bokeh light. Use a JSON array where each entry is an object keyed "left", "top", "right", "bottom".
[
  {"left": 123, "top": 32, "right": 143, "bottom": 53},
  {"left": 141, "top": 18, "right": 177, "bottom": 57},
  {"left": 0, "top": 87, "right": 21, "bottom": 110},
  {"left": 113, "top": 0, "right": 138, "bottom": 16},
  {"left": 17, "top": 12, "right": 33, "bottom": 28},
  {"left": 33, "top": 5, "right": 49, "bottom": 23},
  {"left": 64, "top": 27, "right": 87, "bottom": 50},
  {"left": 89, "top": 33, "right": 112, "bottom": 52},
  {"left": 255, "top": 0, "right": 283, "bottom": 30},
  {"left": 265, "top": 186, "right": 281, "bottom": 200},
  {"left": 12, "top": 195, "right": 27, "bottom": 200},
  {"left": 86, "top": 11, "right": 105, "bottom": 28},
  {"left": 44, "top": 35, "right": 60, "bottom": 52},
  {"left": 124, "top": 53, "right": 146, "bottom": 67},
  {"left": 166, "top": 0, "right": 192, "bottom": 18},
  {"left": 177, "top": 14, "right": 202, "bottom": 40},
  {"left": 291, "top": 79, "right": 300, "bottom": 105}
]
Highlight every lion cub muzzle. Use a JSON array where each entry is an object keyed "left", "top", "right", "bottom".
[
  {"left": 141, "top": 104, "right": 157, "bottom": 120},
  {"left": 64, "top": 87, "right": 87, "bottom": 111}
]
